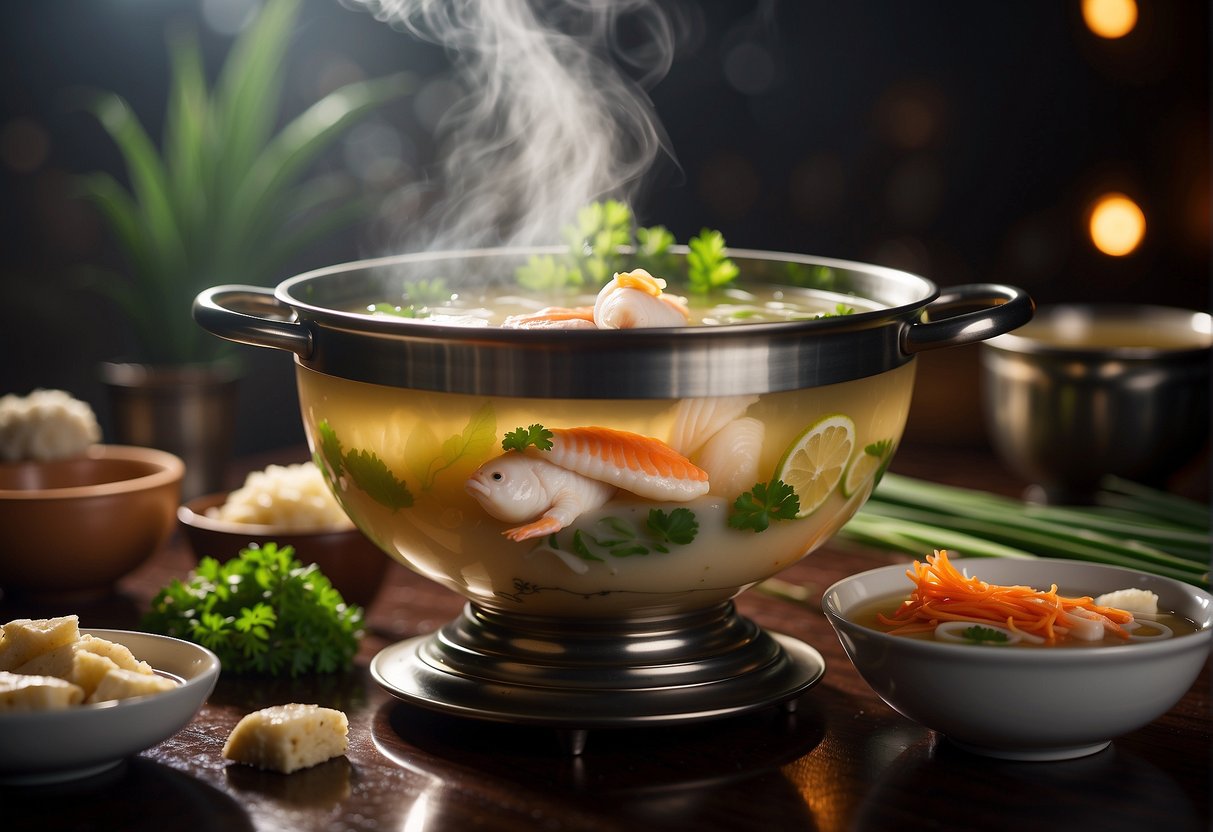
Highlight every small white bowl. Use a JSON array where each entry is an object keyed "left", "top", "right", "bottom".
[
  {"left": 0, "top": 629, "right": 220, "bottom": 784},
  {"left": 822, "top": 558, "right": 1213, "bottom": 761}
]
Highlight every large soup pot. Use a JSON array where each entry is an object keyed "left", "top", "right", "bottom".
[{"left": 195, "top": 247, "right": 1032, "bottom": 735}]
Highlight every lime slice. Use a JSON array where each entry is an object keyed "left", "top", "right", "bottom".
[
  {"left": 775, "top": 414, "right": 855, "bottom": 518},
  {"left": 842, "top": 438, "right": 893, "bottom": 498}
]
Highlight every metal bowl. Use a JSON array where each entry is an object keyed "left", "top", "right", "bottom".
[
  {"left": 193, "top": 247, "right": 1031, "bottom": 733},
  {"left": 980, "top": 304, "right": 1211, "bottom": 504}
]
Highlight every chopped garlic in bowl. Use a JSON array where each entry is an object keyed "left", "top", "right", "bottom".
[
  {"left": 0, "top": 389, "right": 101, "bottom": 462},
  {"left": 208, "top": 461, "right": 354, "bottom": 531}
]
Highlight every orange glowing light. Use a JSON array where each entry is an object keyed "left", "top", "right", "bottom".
[
  {"left": 1089, "top": 193, "right": 1145, "bottom": 256},
  {"left": 1082, "top": 0, "right": 1138, "bottom": 39}
]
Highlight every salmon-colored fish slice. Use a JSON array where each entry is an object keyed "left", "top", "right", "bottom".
[
  {"left": 502, "top": 306, "right": 596, "bottom": 329},
  {"left": 526, "top": 426, "right": 710, "bottom": 501}
]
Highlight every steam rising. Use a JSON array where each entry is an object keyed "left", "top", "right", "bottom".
[{"left": 348, "top": 0, "right": 675, "bottom": 251}]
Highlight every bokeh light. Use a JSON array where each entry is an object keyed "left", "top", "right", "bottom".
[
  {"left": 1082, "top": 0, "right": 1138, "bottom": 39},
  {"left": 1088, "top": 193, "right": 1146, "bottom": 256}
]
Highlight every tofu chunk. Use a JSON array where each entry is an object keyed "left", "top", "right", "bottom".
[
  {"left": 1094, "top": 588, "right": 1159, "bottom": 615},
  {"left": 75, "top": 634, "right": 153, "bottom": 675},
  {"left": 223, "top": 704, "right": 349, "bottom": 774},
  {"left": 0, "top": 671, "right": 84, "bottom": 711},
  {"left": 0, "top": 616, "right": 80, "bottom": 671},
  {"left": 85, "top": 667, "right": 178, "bottom": 704},
  {"left": 71, "top": 651, "right": 122, "bottom": 700}
]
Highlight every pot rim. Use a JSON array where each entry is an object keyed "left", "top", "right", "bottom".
[
  {"left": 194, "top": 246, "right": 1034, "bottom": 397},
  {"left": 983, "top": 303, "right": 1213, "bottom": 361}
]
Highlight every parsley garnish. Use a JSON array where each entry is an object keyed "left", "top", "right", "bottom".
[
  {"left": 142, "top": 543, "right": 363, "bottom": 677},
  {"left": 502, "top": 424, "right": 554, "bottom": 453},
  {"left": 686, "top": 229, "right": 739, "bottom": 293},
  {"left": 961, "top": 625, "right": 1011, "bottom": 644},
  {"left": 647, "top": 507, "right": 699, "bottom": 551},
  {"left": 729, "top": 479, "right": 801, "bottom": 532}
]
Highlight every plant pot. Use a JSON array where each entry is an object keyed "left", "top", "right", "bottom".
[{"left": 100, "top": 360, "right": 241, "bottom": 500}]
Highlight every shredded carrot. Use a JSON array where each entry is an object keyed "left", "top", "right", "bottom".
[{"left": 877, "top": 550, "right": 1134, "bottom": 643}]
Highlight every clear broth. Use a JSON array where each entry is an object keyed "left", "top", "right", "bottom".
[{"left": 850, "top": 590, "right": 1202, "bottom": 647}]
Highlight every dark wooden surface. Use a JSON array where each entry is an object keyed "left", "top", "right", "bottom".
[{"left": 3, "top": 443, "right": 1209, "bottom": 832}]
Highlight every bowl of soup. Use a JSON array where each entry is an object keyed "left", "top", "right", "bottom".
[
  {"left": 823, "top": 555, "right": 1213, "bottom": 760},
  {"left": 194, "top": 247, "right": 1032, "bottom": 619}
]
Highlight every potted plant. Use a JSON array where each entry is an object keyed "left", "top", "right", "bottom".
[{"left": 78, "top": 0, "right": 411, "bottom": 497}]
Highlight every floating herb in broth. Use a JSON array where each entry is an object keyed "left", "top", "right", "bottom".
[{"left": 361, "top": 201, "right": 871, "bottom": 326}]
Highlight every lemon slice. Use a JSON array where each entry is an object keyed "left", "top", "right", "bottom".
[
  {"left": 775, "top": 414, "right": 855, "bottom": 518},
  {"left": 842, "top": 438, "right": 893, "bottom": 498}
]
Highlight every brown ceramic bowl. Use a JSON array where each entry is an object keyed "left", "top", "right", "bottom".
[
  {"left": 178, "top": 493, "right": 390, "bottom": 609},
  {"left": 0, "top": 445, "right": 184, "bottom": 599}
]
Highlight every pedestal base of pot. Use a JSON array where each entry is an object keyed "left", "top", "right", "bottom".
[{"left": 370, "top": 601, "right": 825, "bottom": 753}]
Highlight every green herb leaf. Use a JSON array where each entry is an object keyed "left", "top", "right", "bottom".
[
  {"left": 315, "top": 419, "right": 344, "bottom": 479},
  {"left": 502, "top": 424, "right": 554, "bottom": 453},
  {"left": 961, "top": 625, "right": 1011, "bottom": 644},
  {"left": 729, "top": 479, "right": 801, "bottom": 533},
  {"left": 515, "top": 254, "right": 584, "bottom": 292},
  {"left": 142, "top": 543, "right": 363, "bottom": 677},
  {"left": 647, "top": 508, "right": 699, "bottom": 546},
  {"left": 686, "top": 229, "right": 739, "bottom": 293},
  {"left": 345, "top": 448, "right": 413, "bottom": 510}
]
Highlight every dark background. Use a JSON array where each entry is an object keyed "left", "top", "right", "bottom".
[{"left": 1, "top": 0, "right": 1208, "bottom": 457}]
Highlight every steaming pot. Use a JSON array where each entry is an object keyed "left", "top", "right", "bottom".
[{"left": 195, "top": 246, "right": 1032, "bottom": 740}]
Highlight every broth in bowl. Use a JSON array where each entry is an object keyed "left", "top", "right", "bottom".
[{"left": 300, "top": 362, "right": 916, "bottom": 617}]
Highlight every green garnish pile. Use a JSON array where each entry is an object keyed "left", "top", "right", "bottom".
[
  {"left": 142, "top": 543, "right": 364, "bottom": 677},
  {"left": 515, "top": 199, "right": 738, "bottom": 293}
]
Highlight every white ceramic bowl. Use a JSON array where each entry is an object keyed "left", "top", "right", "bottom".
[
  {"left": 0, "top": 629, "right": 220, "bottom": 784},
  {"left": 822, "top": 558, "right": 1213, "bottom": 761}
]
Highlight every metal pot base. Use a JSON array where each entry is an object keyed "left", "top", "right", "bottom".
[{"left": 370, "top": 601, "right": 825, "bottom": 754}]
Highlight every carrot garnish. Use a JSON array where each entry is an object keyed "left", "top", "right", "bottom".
[{"left": 877, "top": 550, "right": 1134, "bottom": 643}]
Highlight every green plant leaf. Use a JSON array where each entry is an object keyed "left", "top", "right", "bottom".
[{"left": 345, "top": 448, "right": 413, "bottom": 510}]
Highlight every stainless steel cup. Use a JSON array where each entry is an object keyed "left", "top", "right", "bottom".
[{"left": 980, "top": 304, "right": 1211, "bottom": 503}]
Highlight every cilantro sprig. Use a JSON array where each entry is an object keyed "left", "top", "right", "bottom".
[
  {"left": 961, "top": 625, "right": 1012, "bottom": 645},
  {"left": 729, "top": 479, "right": 801, "bottom": 533},
  {"left": 502, "top": 424, "right": 554, "bottom": 453},
  {"left": 142, "top": 543, "right": 364, "bottom": 677},
  {"left": 686, "top": 229, "right": 739, "bottom": 293}
]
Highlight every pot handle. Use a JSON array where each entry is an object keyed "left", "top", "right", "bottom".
[
  {"left": 901, "top": 283, "right": 1034, "bottom": 354},
  {"left": 193, "top": 285, "right": 313, "bottom": 359}
]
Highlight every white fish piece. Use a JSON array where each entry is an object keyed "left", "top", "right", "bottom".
[
  {"left": 466, "top": 426, "right": 710, "bottom": 542},
  {"left": 695, "top": 417, "right": 765, "bottom": 497},
  {"left": 533, "top": 426, "right": 710, "bottom": 502},
  {"left": 466, "top": 454, "right": 617, "bottom": 542},
  {"left": 593, "top": 269, "right": 690, "bottom": 329},
  {"left": 667, "top": 394, "right": 759, "bottom": 456}
]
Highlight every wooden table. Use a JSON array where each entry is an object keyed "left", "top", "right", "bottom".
[{"left": 3, "top": 444, "right": 1209, "bottom": 832}]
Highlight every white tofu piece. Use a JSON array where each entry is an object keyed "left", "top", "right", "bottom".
[
  {"left": 75, "top": 634, "right": 153, "bottom": 675},
  {"left": 223, "top": 704, "right": 350, "bottom": 774},
  {"left": 85, "top": 667, "right": 178, "bottom": 704},
  {"left": 71, "top": 651, "right": 121, "bottom": 699},
  {"left": 1094, "top": 588, "right": 1159, "bottom": 615},
  {"left": 12, "top": 641, "right": 78, "bottom": 679},
  {"left": 0, "top": 671, "right": 84, "bottom": 711},
  {"left": 0, "top": 616, "right": 80, "bottom": 671}
]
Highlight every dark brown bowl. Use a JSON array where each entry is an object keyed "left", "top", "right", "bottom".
[
  {"left": 0, "top": 445, "right": 184, "bottom": 599},
  {"left": 177, "top": 493, "right": 390, "bottom": 609}
]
